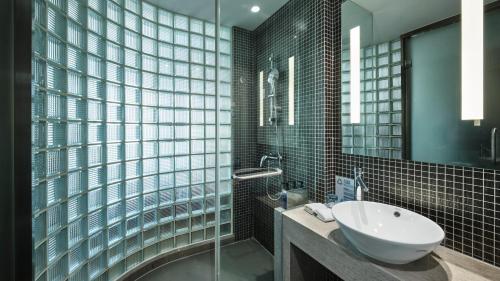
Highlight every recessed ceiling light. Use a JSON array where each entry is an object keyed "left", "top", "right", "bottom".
[{"left": 251, "top": 5, "right": 260, "bottom": 13}]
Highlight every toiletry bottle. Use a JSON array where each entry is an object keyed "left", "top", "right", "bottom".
[
  {"left": 326, "top": 193, "right": 338, "bottom": 208},
  {"left": 281, "top": 189, "right": 288, "bottom": 209}
]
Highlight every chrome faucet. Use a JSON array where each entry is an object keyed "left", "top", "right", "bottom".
[
  {"left": 260, "top": 155, "right": 269, "bottom": 168},
  {"left": 260, "top": 153, "right": 283, "bottom": 168},
  {"left": 353, "top": 167, "right": 369, "bottom": 200},
  {"left": 492, "top": 128, "right": 497, "bottom": 164}
]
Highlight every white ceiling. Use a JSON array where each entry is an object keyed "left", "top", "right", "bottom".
[
  {"left": 145, "top": 0, "right": 289, "bottom": 30},
  {"left": 345, "top": 0, "right": 499, "bottom": 44}
]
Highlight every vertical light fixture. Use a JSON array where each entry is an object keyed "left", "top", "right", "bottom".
[
  {"left": 461, "top": 0, "right": 484, "bottom": 121},
  {"left": 288, "top": 56, "right": 295, "bottom": 125},
  {"left": 259, "top": 71, "right": 264, "bottom": 126},
  {"left": 350, "top": 26, "right": 361, "bottom": 124}
]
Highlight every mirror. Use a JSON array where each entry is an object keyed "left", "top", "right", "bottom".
[{"left": 341, "top": 0, "right": 500, "bottom": 169}]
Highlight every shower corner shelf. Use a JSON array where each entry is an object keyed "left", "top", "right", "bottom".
[{"left": 232, "top": 167, "right": 282, "bottom": 181}]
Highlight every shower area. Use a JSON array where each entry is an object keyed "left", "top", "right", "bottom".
[{"left": 30, "top": 0, "right": 327, "bottom": 280}]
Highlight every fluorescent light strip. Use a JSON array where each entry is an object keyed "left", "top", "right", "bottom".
[
  {"left": 461, "top": 0, "right": 483, "bottom": 120},
  {"left": 350, "top": 26, "right": 361, "bottom": 124},
  {"left": 259, "top": 71, "right": 264, "bottom": 126},
  {"left": 288, "top": 56, "right": 295, "bottom": 125}
]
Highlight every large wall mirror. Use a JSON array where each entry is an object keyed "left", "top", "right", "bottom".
[{"left": 341, "top": 0, "right": 500, "bottom": 169}]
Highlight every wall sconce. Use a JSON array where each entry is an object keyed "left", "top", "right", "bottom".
[
  {"left": 461, "top": 0, "right": 483, "bottom": 121},
  {"left": 259, "top": 71, "right": 264, "bottom": 126},
  {"left": 350, "top": 26, "right": 361, "bottom": 124},
  {"left": 288, "top": 56, "right": 295, "bottom": 125}
]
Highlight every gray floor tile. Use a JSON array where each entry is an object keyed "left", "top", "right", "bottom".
[{"left": 137, "top": 239, "right": 274, "bottom": 281}]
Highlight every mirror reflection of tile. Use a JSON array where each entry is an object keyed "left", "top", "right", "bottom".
[{"left": 341, "top": 39, "right": 403, "bottom": 159}]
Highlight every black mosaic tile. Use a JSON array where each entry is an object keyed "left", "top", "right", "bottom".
[
  {"left": 232, "top": 0, "right": 500, "bottom": 269},
  {"left": 232, "top": 0, "right": 332, "bottom": 252},
  {"left": 232, "top": 27, "right": 257, "bottom": 241},
  {"left": 325, "top": 3, "right": 500, "bottom": 260}
]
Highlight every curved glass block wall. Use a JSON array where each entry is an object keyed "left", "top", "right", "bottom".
[{"left": 31, "top": 0, "right": 233, "bottom": 280}]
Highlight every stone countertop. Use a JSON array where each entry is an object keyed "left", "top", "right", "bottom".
[{"left": 281, "top": 206, "right": 500, "bottom": 281}]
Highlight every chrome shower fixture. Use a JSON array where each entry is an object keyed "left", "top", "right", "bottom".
[{"left": 267, "top": 54, "right": 281, "bottom": 125}]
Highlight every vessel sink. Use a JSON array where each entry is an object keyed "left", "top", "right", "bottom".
[{"left": 331, "top": 201, "right": 445, "bottom": 264}]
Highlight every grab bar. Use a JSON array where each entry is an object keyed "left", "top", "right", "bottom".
[{"left": 232, "top": 168, "right": 282, "bottom": 181}]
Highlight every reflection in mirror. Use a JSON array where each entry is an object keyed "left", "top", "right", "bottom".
[
  {"left": 341, "top": 0, "right": 500, "bottom": 169},
  {"left": 341, "top": 0, "right": 400, "bottom": 159}
]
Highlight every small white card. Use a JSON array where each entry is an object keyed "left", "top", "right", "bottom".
[{"left": 335, "top": 176, "right": 355, "bottom": 201}]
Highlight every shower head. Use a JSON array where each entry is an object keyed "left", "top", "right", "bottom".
[{"left": 268, "top": 68, "right": 279, "bottom": 84}]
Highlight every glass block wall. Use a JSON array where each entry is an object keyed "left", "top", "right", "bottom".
[
  {"left": 31, "top": 0, "right": 233, "bottom": 280},
  {"left": 341, "top": 40, "right": 403, "bottom": 159}
]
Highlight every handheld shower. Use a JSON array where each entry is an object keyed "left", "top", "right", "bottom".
[
  {"left": 267, "top": 54, "right": 280, "bottom": 125},
  {"left": 263, "top": 54, "right": 284, "bottom": 201},
  {"left": 267, "top": 68, "right": 279, "bottom": 95}
]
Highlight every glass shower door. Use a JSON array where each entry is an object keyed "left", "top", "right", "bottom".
[{"left": 215, "top": 0, "right": 234, "bottom": 278}]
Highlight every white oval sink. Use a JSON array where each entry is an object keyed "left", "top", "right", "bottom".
[{"left": 332, "top": 201, "right": 445, "bottom": 264}]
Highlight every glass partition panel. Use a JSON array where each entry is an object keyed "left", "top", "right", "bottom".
[{"left": 31, "top": 0, "right": 228, "bottom": 280}]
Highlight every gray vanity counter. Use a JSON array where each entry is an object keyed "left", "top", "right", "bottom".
[{"left": 281, "top": 207, "right": 500, "bottom": 281}]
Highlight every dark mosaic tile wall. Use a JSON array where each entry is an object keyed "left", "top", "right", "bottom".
[
  {"left": 322, "top": 0, "right": 500, "bottom": 267},
  {"left": 231, "top": 27, "right": 257, "bottom": 241},
  {"left": 253, "top": 196, "right": 280, "bottom": 253},
  {"left": 234, "top": 0, "right": 500, "bottom": 268},
  {"left": 251, "top": 0, "right": 330, "bottom": 254},
  {"left": 232, "top": 0, "right": 500, "bottom": 269},
  {"left": 231, "top": 0, "right": 332, "bottom": 253},
  {"left": 253, "top": 0, "right": 327, "bottom": 201}
]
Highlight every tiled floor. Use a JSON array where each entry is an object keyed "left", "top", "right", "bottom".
[{"left": 136, "top": 239, "right": 274, "bottom": 281}]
